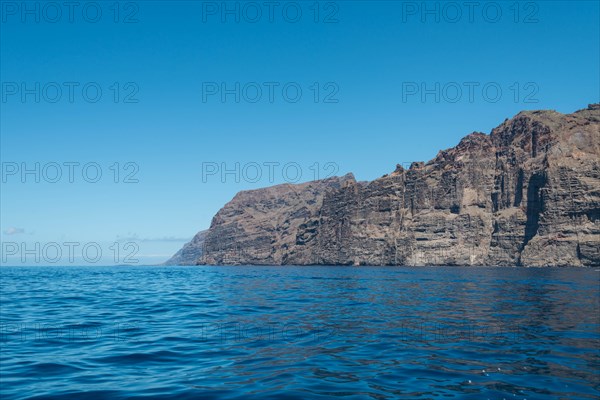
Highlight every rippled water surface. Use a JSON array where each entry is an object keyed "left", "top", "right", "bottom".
[{"left": 1, "top": 266, "right": 599, "bottom": 399}]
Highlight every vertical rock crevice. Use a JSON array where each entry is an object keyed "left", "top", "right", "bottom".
[{"left": 523, "top": 172, "right": 547, "bottom": 247}]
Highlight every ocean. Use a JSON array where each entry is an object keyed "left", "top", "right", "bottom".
[{"left": 1, "top": 266, "right": 598, "bottom": 399}]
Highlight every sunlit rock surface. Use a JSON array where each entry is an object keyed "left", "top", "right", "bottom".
[{"left": 172, "top": 105, "right": 599, "bottom": 266}]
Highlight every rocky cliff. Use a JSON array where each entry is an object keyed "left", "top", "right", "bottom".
[
  {"left": 172, "top": 104, "right": 600, "bottom": 266},
  {"left": 163, "top": 230, "right": 208, "bottom": 265}
]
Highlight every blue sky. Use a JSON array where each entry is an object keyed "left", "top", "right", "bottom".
[{"left": 1, "top": 0, "right": 599, "bottom": 265}]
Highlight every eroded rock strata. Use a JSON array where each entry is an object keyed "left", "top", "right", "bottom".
[{"left": 173, "top": 105, "right": 600, "bottom": 266}]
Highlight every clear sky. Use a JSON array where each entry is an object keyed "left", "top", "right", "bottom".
[{"left": 1, "top": 0, "right": 599, "bottom": 265}]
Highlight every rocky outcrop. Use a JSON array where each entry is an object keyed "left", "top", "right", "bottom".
[
  {"left": 170, "top": 104, "right": 600, "bottom": 266},
  {"left": 163, "top": 230, "right": 207, "bottom": 265},
  {"left": 199, "top": 175, "right": 356, "bottom": 265}
]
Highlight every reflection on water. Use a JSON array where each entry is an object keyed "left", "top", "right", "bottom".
[{"left": 1, "top": 266, "right": 599, "bottom": 399}]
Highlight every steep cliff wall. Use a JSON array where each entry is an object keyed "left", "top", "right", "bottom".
[
  {"left": 163, "top": 230, "right": 208, "bottom": 265},
  {"left": 200, "top": 175, "right": 356, "bottom": 265},
  {"left": 173, "top": 104, "right": 599, "bottom": 266}
]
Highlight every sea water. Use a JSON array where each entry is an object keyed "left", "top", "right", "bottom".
[{"left": 1, "top": 266, "right": 598, "bottom": 399}]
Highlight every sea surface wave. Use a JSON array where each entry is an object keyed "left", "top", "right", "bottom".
[{"left": 1, "top": 266, "right": 599, "bottom": 399}]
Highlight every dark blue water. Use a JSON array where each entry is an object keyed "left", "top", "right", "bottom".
[{"left": 1, "top": 266, "right": 599, "bottom": 399}]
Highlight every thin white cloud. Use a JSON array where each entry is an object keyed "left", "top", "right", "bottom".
[
  {"left": 3, "top": 227, "right": 25, "bottom": 236},
  {"left": 115, "top": 234, "right": 189, "bottom": 243}
]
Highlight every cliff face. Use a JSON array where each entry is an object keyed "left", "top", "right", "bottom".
[
  {"left": 163, "top": 230, "right": 207, "bottom": 265},
  {"left": 199, "top": 175, "right": 356, "bottom": 265},
  {"left": 179, "top": 104, "right": 599, "bottom": 267}
]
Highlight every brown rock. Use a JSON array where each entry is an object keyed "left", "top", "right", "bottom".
[{"left": 171, "top": 104, "right": 600, "bottom": 267}]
